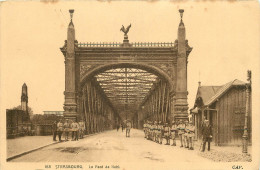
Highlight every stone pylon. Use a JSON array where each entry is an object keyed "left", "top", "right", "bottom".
[
  {"left": 63, "top": 9, "right": 77, "bottom": 120},
  {"left": 174, "top": 9, "right": 189, "bottom": 121}
]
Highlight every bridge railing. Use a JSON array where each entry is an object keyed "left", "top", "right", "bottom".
[
  {"left": 78, "top": 42, "right": 121, "bottom": 47},
  {"left": 78, "top": 42, "right": 174, "bottom": 47},
  {"left": 131, "top": 42, "right": 174, "bottom": 47}
]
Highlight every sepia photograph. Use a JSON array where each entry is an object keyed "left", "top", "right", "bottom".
[{"left": 0, "top": 0, "right": 259, "bottom": 170}]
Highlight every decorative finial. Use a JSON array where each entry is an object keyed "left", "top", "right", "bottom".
[
  {"left": 69, "top": 9, "right": 74, "bottom": 22},
  {"left": 179, "top": 9, "right": 184, "bottom": 26},
  {"left": 179, "top": 9, "right": 184, "bottom": 19},
  {"left": 247, "top": 70, "right": 251, "bottom": 84}
]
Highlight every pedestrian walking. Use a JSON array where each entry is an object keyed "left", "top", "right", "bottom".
[
  {"left": 121, "top": 123, "right": 124, "bottom": 132},
  {"left": 126, "top": 121, "right": 131, "bottom": 137},
  {"left": 57, "top": 119, "right": 63, "bottom": 142},
  {"left": 116, "top": 123, "right": 120, "bottom": 132},
  {"left": 201, "top": 120, "right": 212, "bottom": 152},
  {"left": 52, "top": 120, "right": 57, "bottom": 141}
]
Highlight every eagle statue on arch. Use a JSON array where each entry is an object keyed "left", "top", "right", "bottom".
[{"left": 120, "top": 24, "right": 131, "bottom": 36}]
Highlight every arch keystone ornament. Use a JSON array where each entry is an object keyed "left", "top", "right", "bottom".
[{"left": 60, "top": 9, "right": 192, "bottom": 124}]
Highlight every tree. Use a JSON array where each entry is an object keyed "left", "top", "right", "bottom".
[
  {"left": 12, "top": 105, "right": 33, "bottom": 118},
  {"left": 30, "top": 114, "right": 61, "bottom": 125}
]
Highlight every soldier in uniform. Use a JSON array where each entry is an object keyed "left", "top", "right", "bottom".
[
  {"left": 79, "top": 120, "right": 85, "bottom": 139},
  {"left": 63, "top": 119, "right": 70, "bottom": 141},
  {"left": 164, "top": 122, "right": 171, "bottom": 145},
  {"left": 150, "top": 121, "right": 153, "bottom": 141},
  {"left": 177, "top": 120, "right": 185, "bottom": 147},
  {"left": 75, "top": 121, "right": 80, "bottom": 141},
  {"left": 170, "top": 120, "right": 177, "bottom": 146},
  {"left": 183, "top": 120, "right": 189, "bottom": 148},
  {"left": 57, "top": 119, "right": 63, "bottom": 142},
  {"left": 143, "top": 121, "right": 147, "bottom": 138},
  {"left": 153, "top": 121, "right": 157, "bottom": 142},
  {"left": 147, "top": 121, "right": 152, "bottom": 140},
  {"left": 187, "top": 121, "right": 195, "bottom": 150},
  {"left": 158, "top": 121, "right": 163, "bottom": 144},
  {"left": 71, "top": 120, "right": 80, "bottom": 141},
  {"left": 71, "top": 121, "right": 75, "bottom": 141},
  {"left": 155, "top": 121, "right": 159, "bottom": 143},
  {"left": 201, "top": 120, "right": 212, "bottom": 152},
  {"left": 146, "top": 121, "right": 150, "bottom": 139}
]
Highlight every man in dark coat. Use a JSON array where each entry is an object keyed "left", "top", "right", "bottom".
[
  {"left": 52, "top": 120, "right": 57, "bottom": 141},
  {"left": 121, "top": 123, "right": 124, "bottom": 132},
  {"left": 201, "top": 120, "right": 212, "bottom": 152}
]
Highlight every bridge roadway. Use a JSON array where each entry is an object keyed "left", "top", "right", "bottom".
[{"left": 11, "top": 129, "right": 211, "bottom": 162}]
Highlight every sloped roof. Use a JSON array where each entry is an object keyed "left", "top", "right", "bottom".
[
  {"left": 197, "top": 86, "right": 222, "bottom": 104},
  {"left": 204, "top": 79, "right": 246, "bottom": 106},
  {"left": 190, "top": 107, "right": 198, "bottom": 113}
]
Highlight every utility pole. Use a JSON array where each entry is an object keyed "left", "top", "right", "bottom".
[{"left": 242, "top": 70, "right": 251, "bottom": 153}]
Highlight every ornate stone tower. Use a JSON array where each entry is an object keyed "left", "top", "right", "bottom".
[
  {"left": 63, "top": 9, "right": 77, "bottom": 120},
  {"left": 174, "top": 9, "right": 189, "bottom": 121},
  {"left": 21, "top": 83, "right": 28, "bottom": 112}
]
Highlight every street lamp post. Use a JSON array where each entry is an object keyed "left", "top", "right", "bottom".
[{"left": 242, "top": 70, "right": 251, "bottom": 153}]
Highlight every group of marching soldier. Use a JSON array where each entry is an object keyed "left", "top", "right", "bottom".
[
  {"left": 53, "top": 119, "right": 86, "bottom": 142},
  {"left": 143, "top": 120, "right": 195, "bottom": 150}
]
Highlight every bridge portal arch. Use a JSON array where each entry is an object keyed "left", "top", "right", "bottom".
[{"left": 60, "top": 9, "right": 192, "bottom": 131}]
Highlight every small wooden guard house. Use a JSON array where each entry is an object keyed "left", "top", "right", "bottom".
[{"left": 190, "top": 79, "right": 252, "bottom": 146}]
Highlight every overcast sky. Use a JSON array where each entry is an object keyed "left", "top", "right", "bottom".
[{"left": 0, "top": 1, "right": 259, "bottom": 115}]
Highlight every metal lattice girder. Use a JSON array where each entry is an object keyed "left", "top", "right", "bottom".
[{"left": 95, "top": 68, "right": 160, "bottom": 115}]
